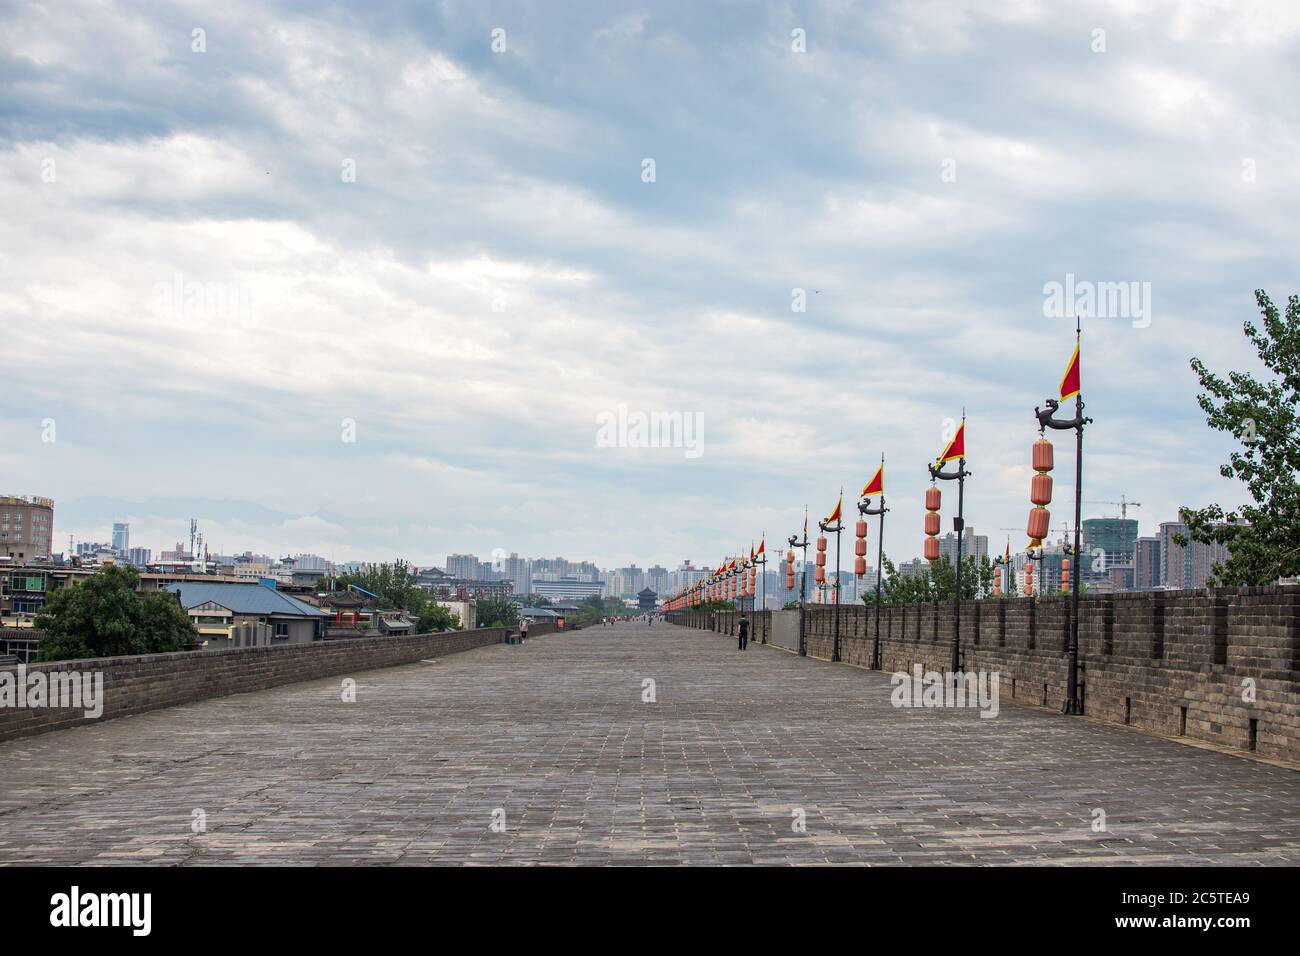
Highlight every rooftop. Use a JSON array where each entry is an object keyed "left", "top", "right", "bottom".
[{"left": 164, "top": 581, "right": 330, "bottom": 618}]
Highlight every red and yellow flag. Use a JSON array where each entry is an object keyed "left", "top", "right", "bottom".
[
  {"left": 937, "top": 420, "right": 966, "bottom": 463},
  {"left": 861, "top": 463, "right": 884, "bottom": 498},
  {"left": 757, "top": 537, "right": 765, "bottom": 556},
  {"left": 1004, "top": 539, "right": 1011, "bottom": 563},
  {"left": 825, "top": 494, "right": 843, "bottom": 525},
  {"left": 1059, "top": 337, "right": 1081, "bottom": 400}
]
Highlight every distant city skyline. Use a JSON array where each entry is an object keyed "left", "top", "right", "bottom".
[{"left": 43, "top": 492, "right": 1181, "bottom": 576}]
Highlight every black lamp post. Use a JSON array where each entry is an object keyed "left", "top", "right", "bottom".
[
  {"left": 1036, "top": 393, "right": 1091, "bottom": 714},
  {"left": 858, "top": 481, "right": 888, "bottom": 671},
  {"left": 929, "top": 441, "right": 970, "bottom": 676},
  {"left": 992, "top": 546, "right": 1013, "bottom": 596},
  {"left": 788, "top": 519, "right": 809, "bottom": 657},
  {"left": 819, "top": 499, "right": 844, "bottom": 663}
]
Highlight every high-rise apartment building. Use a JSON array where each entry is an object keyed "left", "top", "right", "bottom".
[
  {"left": 112, "top": 522, "right": 130, "bottom": 553},
  {"left": 1158, "top": 521, "right": 1230, "bottom": 589},
  {"left": 1134, "top": 536, "right": 1161, "bottom": 590},
  {"left": 938, "top": 528, "right": 988, "bottom": 566},
  {"left": 1082, "top": 518, "right": 1139, "bottom": 583},
  {"left": 0, "top": 495, "right": 54, "bottom": 562}
]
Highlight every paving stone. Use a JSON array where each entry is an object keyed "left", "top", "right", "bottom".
[{"left": 0, "top": 621, "right": 1297, "bottom": 865}]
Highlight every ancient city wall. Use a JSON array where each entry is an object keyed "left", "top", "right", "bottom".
[
  {"left": 671, "top": 587, "right": 1300, "bottom": 763},
  {"left": 0, "top": 623, "right": 556, "bottom": 743}
]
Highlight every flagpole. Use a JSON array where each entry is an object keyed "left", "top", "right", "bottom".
[
  {"left": 820, "top": 492, "right": 844, "bottom": 663},
  {"left": 790, "top": 509, "right": 809, "bottom": 656},
  {"left": 1036, "top": 316, "right": 1091, "bottom": 715},
  {"left": 859, "top": 455, "right": 887, "bottom": 671},
  {"left": 929, "top": 422, "right": 970, "bottom": 677}
]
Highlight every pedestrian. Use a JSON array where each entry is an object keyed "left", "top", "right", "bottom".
[
  {"left": 518, "top": 615, "right": 529, "bottom": 643},
  {"left": 737, "top": 617, "right": 749, "bottom": 651}
]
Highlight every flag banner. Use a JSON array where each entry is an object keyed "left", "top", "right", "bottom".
[
  {"left": 938, "top": 420, "right": 966, "bottom": 463},
  {"left": 757, "top": 537, "right": 765, "bottom": 556},
  {"left": 861, "top": 464, "right": 884, "bottom": 497},
  {"left": 1060, "top": 339, "right": 1081, "bottom": 400},
  {"left": 826, "top": 495, "right": 843, "bottom": 524}
]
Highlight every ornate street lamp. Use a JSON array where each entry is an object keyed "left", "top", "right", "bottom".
[
  {"left": 754, "top": 537, "right": 767, "bottom": 643},
  {"left": 928, "top": 418, "right": 970, "bottom": 676},
  {"left": 992, "top": 539, "right": 1012, "bottom": 596},
  {"left": 819, "top": 492, "right": 844, "bottom": 663},
  {"left": 788, "top": 508, "right": 809, "bottom": 656},
  {"left": 858, "top": 457, "right": 887, "bottom": 671},
  {"left": 1034, "top": 319, "right": 1090, "bottom": 715}
]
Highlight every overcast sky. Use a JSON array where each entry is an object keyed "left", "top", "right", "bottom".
[{"left": 2, "top": 0, "right": 1297, "bottom": 571}]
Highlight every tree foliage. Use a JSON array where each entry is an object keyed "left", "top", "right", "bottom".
[
  {"left": 568, "top": 594, "right": 632, "bottom": 625},
  {"left": 1181, "top": 290, "right": 1300, "bottom": 585},
  {"left": 862, "top": 553, "right": 995, "bottom": 606},
  {"left": 35, "top": 565, "right": 196, "bottom": 662},
  {"left": 335, "top": 561, "right": 427, "bottom": 612},
  {"left": 417, "top": 603, "right": 461, "bottom": 633},
  {"left": 475, "top": 594, "right": 520, "bottom": 629}
]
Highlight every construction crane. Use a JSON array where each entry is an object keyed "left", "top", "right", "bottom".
[{"left": 1087, "top": 495, "right": 1142, "bottom": 520}]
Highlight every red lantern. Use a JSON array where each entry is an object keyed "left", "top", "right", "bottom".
[
  {"left": 1027, "top": 506, "right": 1050, "bottom": 542},
  {"left": 1061, "top": 558, "right": 1071, "bottom": 593},
  {"left": 785, "top": 573, "right": 795, "bottom": 590},
  {"left": 1030, "top": 472, "right": 1053, "bottom": 506},
  {"left": 854, "top": 556, "right": 866, "bottom": 577},
  {"left": 1024, "top": 561, "right": 1034, "bottom": 596},
  {"left": 854, "top": 538, "right": 867, "bottom": 556},
  {"left": 815, "top": 550, "right": 826, "bottom": 567},
  {"left": 924, "top": 512, "right": 940, "bottom": 536},
  {"left": 816, "top": 535, "right": 827, "bottom": 552},
  {"left": 815, "top": 565, "right": 825, "bottom": 584},
  {"left": 1032, "top": 438, "right": 1054, "bottom": 473},
  {"left": 855, "top": 520, "right": 867, "bottom": 538},
  {"left": 925, "top": 486, "right": 941, "bottom": 511},
  {"left": 993, "top": 566, "right": 1002, "bottom": 595},
  {"left": 923, "top": 537, "right": 940, "bottom": 561}
]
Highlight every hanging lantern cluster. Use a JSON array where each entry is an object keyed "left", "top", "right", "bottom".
[
  {"left": 748, "top": 563, "right": 756, "bottom": 598},
  {"left": 785, "top": 549, "right": 796, "bottom": 591},
  {"left": 1061, "top": 557, "right": 1071, "bottom": 593},
  {"left": 1027, "top": 437, "right": 1054, "bottom": 548},
  {"left": 814, "top": 533, "right": 827, "bottom": 584},
  {"left": 854, "top": 518, "right": 868, "bottom": 578},
  {"left": 1024, "top": 559, "right": 1034, "bottom": 597},
  {"left": 923, "top": 485, "right": 941, "bottom": 562},
  {"left": 993, "top": 565, "right": 1002, "bottom": 595}
]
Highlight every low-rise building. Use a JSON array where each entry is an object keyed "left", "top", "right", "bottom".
[{"left": 163, "top": 581, "right": 329, "bottom": 648}]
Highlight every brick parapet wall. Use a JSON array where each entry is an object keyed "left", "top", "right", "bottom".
[
  {"left": 0, "top": 623, "right": 556, "bottom": 743},
  {"left": 668, "top": 588, "right": 1300, "bottom": 763}
]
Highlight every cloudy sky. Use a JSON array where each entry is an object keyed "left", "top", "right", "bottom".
[{"left": 2, "top": 0, "right": 1297, "bottom": 571}]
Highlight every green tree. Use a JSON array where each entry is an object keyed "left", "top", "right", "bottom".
[
  {"left": 417, "top": 602, "right": 460, "bottom": 633},
  {"left": 1181, "top": 290, "right": 1300, "bottom": 584},
  {"left": 335, "top": 560, "right": 426, "bottom": 612},
  {"left": 475, "top": 594, "right": 519, "bottom": 628},
  {"left": 35, "top": 565, "right": 195, "bottom": 661}
]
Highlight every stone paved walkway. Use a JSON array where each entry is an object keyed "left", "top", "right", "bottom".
[{"left": 1, "top": 622, "right": 1297, "bottom": 865}]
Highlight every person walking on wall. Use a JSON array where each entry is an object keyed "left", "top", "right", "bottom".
[
  {"left": 737, "top": 617, "right": 749, "bottom": 651},
  {"left": 518, "top": 615, "right": 529, "bottom": 643}
]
